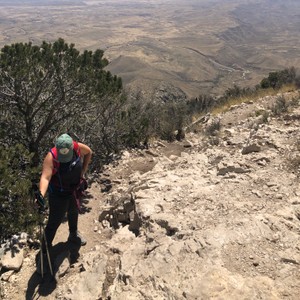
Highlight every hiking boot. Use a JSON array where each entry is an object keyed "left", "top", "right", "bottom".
[
  {"left": 36, "top": 252, "right": 49, "bottom": 275},
  {"left": 68, "top": 231, "right": 87, "bottom": 246}
]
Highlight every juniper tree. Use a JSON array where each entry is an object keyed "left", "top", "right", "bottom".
[
  {"left": 260, "top": 67, "right": 296, "bottom": 89},
  {"left": 0, "top": 38, "right": 123, "bottom": 166}
]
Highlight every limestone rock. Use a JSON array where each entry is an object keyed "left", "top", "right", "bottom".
[
  {"left": 241, "top": 143, "right": 261, "bottom": 154},
  {"left": 1, "top": 247, "right": 23, "bottom": 271}
]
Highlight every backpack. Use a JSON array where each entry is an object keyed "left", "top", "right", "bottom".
[{"left": 50, "top": 141, "right": 81, "bottom": 175}]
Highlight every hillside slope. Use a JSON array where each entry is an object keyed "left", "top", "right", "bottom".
[{"left": 1, "top": 90, "right": 300, "bottom": 299}]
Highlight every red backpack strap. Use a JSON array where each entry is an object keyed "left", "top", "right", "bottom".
[
  {"left": 73, "top": 141, "right": 81, "bottom": 158},
  {"left": 50, "top": 147, "right": 60, "bottom": 175}
]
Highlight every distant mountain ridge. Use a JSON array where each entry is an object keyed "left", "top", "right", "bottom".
[
  {"left": 0, "top": 0, "right": 85, "bottom": 6},
  {"left": 0, "top": 0, "right": 299, "bottom": 97}
]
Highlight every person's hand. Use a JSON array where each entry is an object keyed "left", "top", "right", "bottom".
[
  {"left": 79, "top": 177, "right": 88, "bottom": 192},
  {"left": 32, "top": 183, "right": 46, "bottom": 213}
]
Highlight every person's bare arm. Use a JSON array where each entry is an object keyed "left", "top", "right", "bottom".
[
  {"left": 39, "top": 152, "right": 53, "bottom": 197},
  {"left": 78, "top": 142, "right": 92, "bottom": 177}
]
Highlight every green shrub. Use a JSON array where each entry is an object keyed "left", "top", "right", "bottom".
[
  {"left": 121, "top": 94, "right": 189, "bottom": 145},
  {"left": 0, "top": 144, "right": 39, "bottom": 242},
  {"left": 260, "top": 67, "right": 296, "bottom": 89},
  {"left": 187, "top": 94, "right": 215, "bottom": 114}
]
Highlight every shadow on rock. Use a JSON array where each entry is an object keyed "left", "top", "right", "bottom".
[
  {"left": 25, "top": 241, "right": 81, "bottom": 299},
  {"left": 25, "top": 272, "right": 56, "bottom": 299}
]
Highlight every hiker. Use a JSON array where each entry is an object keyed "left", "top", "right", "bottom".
[{"left": 36, "top": 133, "right": 92, "bottom": 272}]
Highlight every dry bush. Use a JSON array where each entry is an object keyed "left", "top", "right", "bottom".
[
  {"left": 205, "top": 118, "right": 221, "bottom": 136},
  {"left": 271, "top": 96, "right": 288, "bottom": 116},
  {"left": 286, "top": 140, "right": 300, "bottom": 175}
]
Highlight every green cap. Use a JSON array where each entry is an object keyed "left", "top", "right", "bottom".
[{"left": 55, "top": 134, "right": 74, "bottom": 163}]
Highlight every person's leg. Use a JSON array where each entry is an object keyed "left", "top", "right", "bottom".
[
  {"left": 37, "top": 193, "right": 68, "bottom": 274},
  {"left": 67, "top": 194, "right": 86, "bottom": 245},
  {"left": 67, "top": 194, "right": 78, "bottom": 233},
  {"left": 43, "top": 193, "right": 69, "bottom": 251}
]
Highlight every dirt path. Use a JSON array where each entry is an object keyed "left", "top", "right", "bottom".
[
  {"left": 2, "top": 141, "right": 188, "bottom": 299},
  {"left": 1, "top": 180, "right": 106, "bottom": 300}
]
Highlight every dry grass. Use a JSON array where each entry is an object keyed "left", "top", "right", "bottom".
[{"left": 211, "top": 84, "right": 298, "bottom": 115}]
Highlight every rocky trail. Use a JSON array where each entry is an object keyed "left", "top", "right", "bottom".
[{"left": 1, "top": 91, "right": 300, "bottom": 299}]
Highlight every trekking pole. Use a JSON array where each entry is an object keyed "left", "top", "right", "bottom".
[
  {"left": 33, "top": 183, "right": 54, "bottom": 278},
  {"left": 38, "top": 215, "right": 54, "bottom": 278},
  {"left": 42, "top": 223, "right": 54, "bottom": 277},
  {"left": 39, "top": 222, "right": 44, "bottom": 279}
]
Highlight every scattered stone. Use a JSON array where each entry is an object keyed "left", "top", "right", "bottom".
[
  {"left": 183, "top": 140, "right": 193, "bottom": 148},
  {"left": 0, "top": 270, "right": 15, "bottom": 282},
  {"left": 157, "top": 141, "right": 167, "bottom": 148},
  {"left": 1, "top": 247, "right": 23, "bottom": 271},
  {"left": 280, "top": 258, "right": 299, "bottom": 265},
  {"left": 18, "top": 233, "right": 28, "bottom": 245},
  {"left": 252, "top": 190, "right": 262, "bottom": 198},
  {"left": 217, "top": 165, "right": 250, "bottom": 176},
  {"left": 242, "top": 144, "right": 261, "bottom": 155},
  {"left": 266, "top": 182, "right": 277, "bottom": 187},
  {"left": 145, "top": 150, "right": 159, "bottom": 157}
]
